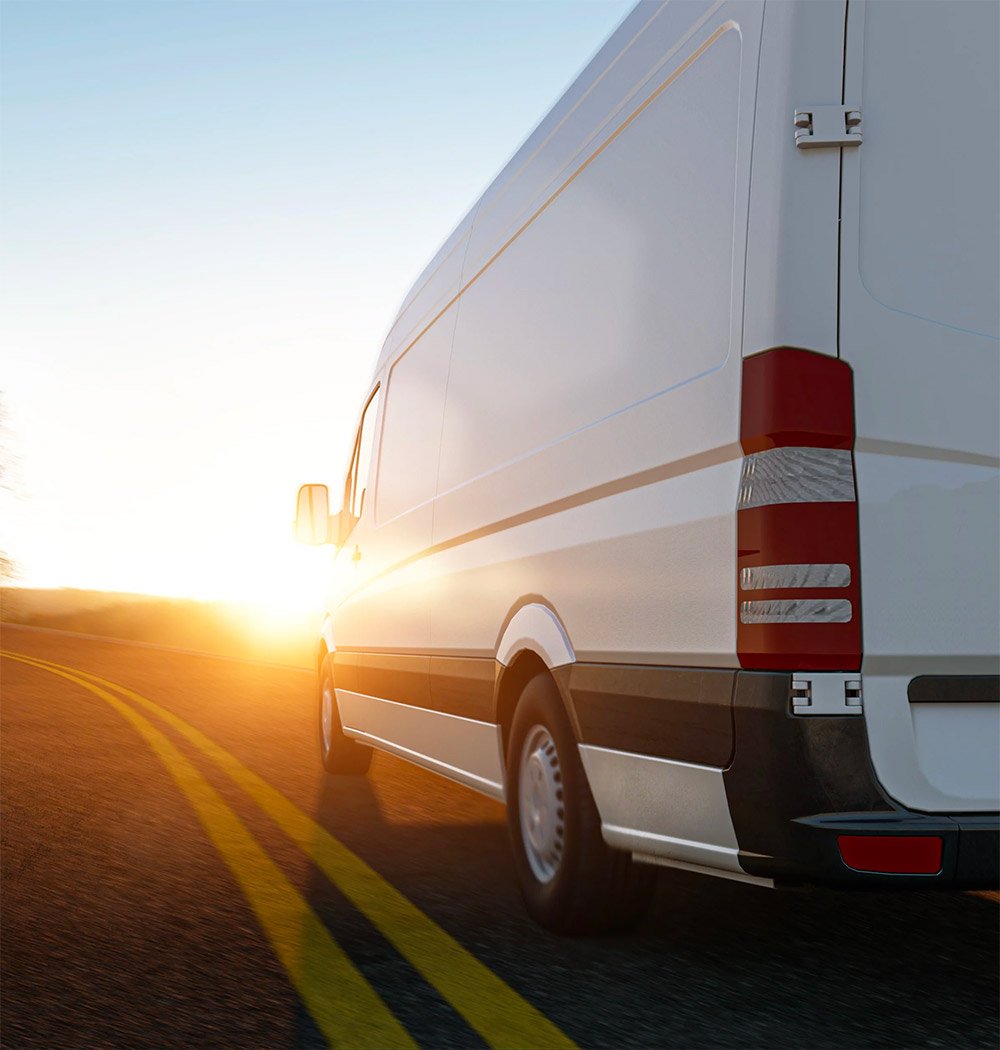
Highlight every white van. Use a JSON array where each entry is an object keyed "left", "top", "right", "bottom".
[{"left": 296, "top": 0, "right": 999, "bottom": 932}]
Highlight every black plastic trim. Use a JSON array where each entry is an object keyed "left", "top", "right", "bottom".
[
  {"left": 567, "top": 664, "right": 735, "bottom": 766},
  {"left": 724, "top": 670, "right": 998, "bottom": 888},
  {"left": 907, "top": 675, "right": 999, "bottom": 703},
  {"left": 332, "top": 650, "right": 362, "bottom": 693},
  {"left": 334, "top": 651, "right": 495, "bottom": 722}
]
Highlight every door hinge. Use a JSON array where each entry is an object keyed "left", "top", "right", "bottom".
[
  {"left": 791, "top": 674, "right": 863, "bottom": 715},
  {"left": 794, "top": 105, "right": 862, "bottom": 149}
]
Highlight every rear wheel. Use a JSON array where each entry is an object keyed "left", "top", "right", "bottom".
[
  {"left": 506, "top": 672, "right": 655, "bottom": 934},
  {"left": 319, "top": 655, "right": 372, "bottom": 774}
]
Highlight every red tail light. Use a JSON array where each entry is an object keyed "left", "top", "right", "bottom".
[{"left": 737, "top": 348, "right": 861, "bottom": 671}]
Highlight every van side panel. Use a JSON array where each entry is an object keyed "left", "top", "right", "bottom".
[
  {"left": 437, "top": 27, "right": 742, "bottom": 496},
  {"left": 461, "top": 0, "right": 723, "bottom": 282},
  {"left": 742, "top": 0, "right": 845, "bottom": 357},
  {"left": 426, "top": 6, "right": 761, "bottom": 688}
]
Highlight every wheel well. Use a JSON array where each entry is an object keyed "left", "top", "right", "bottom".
[{"left": 495, "top": 650, "right": 552, "bottom": 762}]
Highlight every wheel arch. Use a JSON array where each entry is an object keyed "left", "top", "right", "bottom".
[
  {"left": 493, "top": 600, "right": 581, "bottom": 762},
  {"left": 318, "top": 615, "right": 336, "bottom": 671}
]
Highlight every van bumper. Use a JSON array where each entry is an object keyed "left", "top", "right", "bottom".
[
  {"left": 724, "top": 671, "right": 999, "bottom": 889},
  {"left": 768, "top": 811, "right": 999, "bottom": 889}
]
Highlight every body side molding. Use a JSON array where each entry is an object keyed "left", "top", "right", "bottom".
[
  {"left": 578, "top": 744, "right": 744, "bottom": 873},
  {"left": 568, "top": 663, "right": 736, "bottom": 767},
  {"left": 336, "top": 689, "right": 506, "bottom": 801}
]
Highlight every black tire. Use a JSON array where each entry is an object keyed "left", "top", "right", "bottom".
[
  {"left": 506, "top": 672, "right": 655, "bottom": 934},
  {"left": 318, "top": 654, "right": 372, "bottom": 774}
]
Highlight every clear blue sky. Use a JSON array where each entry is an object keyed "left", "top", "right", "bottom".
[{"left": 1, "top": 0, "right": 633, "bottom": 603}]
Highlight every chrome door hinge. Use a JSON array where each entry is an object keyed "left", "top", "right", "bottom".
[
  {"left": 791, "top": 674, "right": 863, "bottom": 715},
  {"left": 794, "top": 105, "right": 862, "bottom": 149}
]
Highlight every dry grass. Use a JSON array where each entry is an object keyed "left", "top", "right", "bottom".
[{"left": 1, "top": 587, "right": 317, "bottom": 669}]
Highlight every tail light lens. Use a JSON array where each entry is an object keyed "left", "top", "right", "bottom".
[
  {"left": 738, "top": 348, "right": 861, "bottom": 671},
  {"left": 838, "top": 835, "right": 943, "bottom": 875}
]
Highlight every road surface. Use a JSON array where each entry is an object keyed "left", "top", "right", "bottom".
[{"left": 2, "top": 624, "right": 997, "bottom": 1048}]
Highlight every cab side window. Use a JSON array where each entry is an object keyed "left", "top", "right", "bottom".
[{"left": 343, "top": 386, "right": 381, "bottom": 530}]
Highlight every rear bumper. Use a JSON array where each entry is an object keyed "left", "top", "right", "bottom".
[
  {"left": 783, "top": 811, "right": 998, "bottom": 889},
  {"left": 724, "top": 672, "right": 999, "bottom": 889}
]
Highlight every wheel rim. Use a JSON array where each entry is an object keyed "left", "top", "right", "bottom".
[
  {"left": 518, "top": 725, "right": 564, "bottom": 883},
  {"left": 321, "top": 680, "right": 334, "bottom": 754}
]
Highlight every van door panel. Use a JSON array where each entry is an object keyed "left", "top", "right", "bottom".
[
  {"left": 330, "top": 388, "right": 382, "bottom": 656},
  {"left": 348, "top": 304, "right": 460, "bottom": 674},
  {"left": 840, "top": 0, "right": 1000, "bottom": 811}
]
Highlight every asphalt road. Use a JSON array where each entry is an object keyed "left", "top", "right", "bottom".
[{"left": 2, "top": 624, "right": 997, "bottom": 1049}]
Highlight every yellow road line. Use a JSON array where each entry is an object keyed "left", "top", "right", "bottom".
[
  {"left": 2, "top": 651, "right": 416, "bottom": 1050},
  {"left": 6, "top": 651, "right": 577, "bottom": 1050}
]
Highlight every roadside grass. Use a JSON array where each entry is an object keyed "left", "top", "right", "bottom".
[{"left": 0, "top": 586, "right": 316, "bottom": 669}]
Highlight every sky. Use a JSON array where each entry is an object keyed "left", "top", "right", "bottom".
[{"left": 1, "top": 0, "right": 633, "bottom": 608}]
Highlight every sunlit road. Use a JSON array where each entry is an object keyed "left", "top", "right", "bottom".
[{"left": 2, "top": 624, "right": 997, "bottom": 1049}]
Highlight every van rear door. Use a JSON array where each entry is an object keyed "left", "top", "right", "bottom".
[{"left": 839, "top": 0, "right": 999, "bottom": 812}]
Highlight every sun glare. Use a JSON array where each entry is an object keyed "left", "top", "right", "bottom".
[
  {"left": 13, "top": 529, "right": 334, "bottom": 622},
  {"left": 165, "top": 538, "right": 332, "bottom": 616}
]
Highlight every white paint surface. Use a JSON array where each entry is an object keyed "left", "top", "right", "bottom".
[
  {"left": 842, "top": 1, "right": 999, "bottom": 812},
  {"left": 496, "top": 604, "right": 575, "bottom": 669}
]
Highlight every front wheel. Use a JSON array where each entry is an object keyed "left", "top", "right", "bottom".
[
  {"left": 506, "top": 673, "right": 655, "bottom": 934},
  {"left": 319, "top": 655, "right": 372, "bottom": 774}
]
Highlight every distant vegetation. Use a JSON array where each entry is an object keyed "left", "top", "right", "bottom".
[
  {"left": 1, "top": 587, "right": 318, "bottom": 670},
  {"left": 0, "top": 392, "right": 17, "bottom": 586}
]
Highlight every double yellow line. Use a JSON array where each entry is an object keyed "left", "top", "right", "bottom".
[{"left": 2, "top": 650, "right": 576, "bottom": 1050}]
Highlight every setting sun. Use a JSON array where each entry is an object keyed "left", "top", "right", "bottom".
[{"left": 2, "top": 1, "right": 626, "bottom": 612}]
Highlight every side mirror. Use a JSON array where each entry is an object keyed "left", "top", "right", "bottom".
[{"left": 295, "top": 484, "right": 334, "bottom": 545}]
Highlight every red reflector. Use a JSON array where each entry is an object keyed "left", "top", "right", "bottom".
[{"left": 837, "top": 835, "right": 943, "bottom": 875}]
